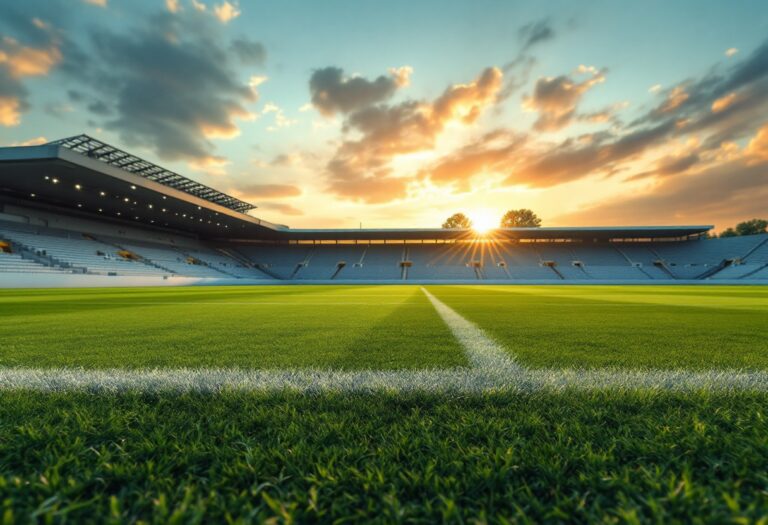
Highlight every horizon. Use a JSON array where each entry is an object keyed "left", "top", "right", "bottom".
[{"left": 0, "top": 0, "right": 766, "bottom": 231}]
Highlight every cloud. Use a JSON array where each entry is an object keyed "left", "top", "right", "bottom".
[
  {"left": 230, "top": 38, "right": 266, "bottom": 65},
  {"left": 423, "top": 129, "right": 526, "bottom": 190},
  {"left": 523, "top": 65, "right": 606, "bottom": 131},
  {"left": 82, "top": 0, "right": 107, "bottom": 6},
  {"left": 69, "top": 10, "right": 261, "bottom": 162},
  {"left": 649, "top": 84, "right": 662, "bottom": 93},
  {"left": 166, "top": 0, "right": 181, "bottom": 13},
  {"left": 510, "top": 38, "right": 768, "bottom": 190},
  {"left": 559, "top": 157, "right": 768, "bottom": 228},
  {"left": 0, "top": 95, "right": 23, "bottom": 126},
  {"left": 235, "top": 183, "right": 301, "bottom": 198},
  {"left": 213, "top": 1, "right": 240, "bottom": 23},
  {"left": 746, "top": 123, "right": 768, "bottom": 162},
  {"left": 262, "top": 102, "right": 296, "bottom": 131},
  {"left": 518, "top": 19, "right": 555, "bottom": 52},
  {"left": 323, "top": 67, "right": 503, "bottom": 203},
  {"left": 309, "top": 66, "right": 411, "bottom": 117},
  {"left": 725, "top": 47, "right": 739, "bottom": 58},
  {"left": 6, "top": 136, "right": 47, "bottom": 146},
  {"left": 257, "top": 202, "right": 304, "bottom": 216},
  {"left": 187, "top": 155, "right": 229, "bottom": 175},
  {"left": 658, "top": 85, "right": 689, "bottom": 113},
  {"left": 0, "top": 20, "right": 62, "bottom": 127}
]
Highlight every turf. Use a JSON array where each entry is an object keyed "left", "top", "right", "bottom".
[
  {"left": 0, "top": 286, "right": 467, "bottom": 370},
  {"left": 1, "top": 390, "right": 767, "bottom": 523},
  {"left": 430, "top": 285, "right": 768, "bottom": 370}
]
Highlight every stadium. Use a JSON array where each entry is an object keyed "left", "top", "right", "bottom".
[
  {"left": 1, "top": 135, "right": 768, "bottom": 522},
  {"left": 2, "top": 1, "right": 768, "bottom": 522},
  {"left": 1, "top": 135, "right": 766, "bottom": 286}
]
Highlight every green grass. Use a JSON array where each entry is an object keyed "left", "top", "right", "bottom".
[
  {"left": 0, "top": 286, "right": 467, "bottom": 370},
  {"left": 2, "top": 284, "right": 768, "bottom": 522},
  {"left": 430, "top": 285, "right": 768, "bottom": 370},
  {"left": 1, "top": 390, "right": 767, "bottom": 523}
]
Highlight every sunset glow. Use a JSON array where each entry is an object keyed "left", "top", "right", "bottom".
[{"left": 0, "top": 1, "right": 766, "bottom": 232}]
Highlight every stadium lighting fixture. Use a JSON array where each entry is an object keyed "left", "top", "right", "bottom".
[
  {"left": 30, "top": 193, "right": 36, "bottom": 198},
  {"left": 99, "top": 191, "right": 106, "bottom": 197},
  {"left": 51, "top": 178, "right": 59, "bottom": 184},
  {"left": 44, "top": 176, "right": 49, "bottom": 180},
  {"left": 130, "top": 185, "right": 136, "bottom": 190},
  {"left": 75, "top": 184, "right": 82, "bottom": 190},
  {"left": 124, "top": 197, "right": 130, "bottom": 202}
]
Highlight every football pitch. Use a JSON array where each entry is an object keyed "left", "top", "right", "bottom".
[{"left": 1, "top": 284, "right": 768, "bottom": 522}]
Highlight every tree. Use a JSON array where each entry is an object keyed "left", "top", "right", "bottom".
[
  {"left": 719, "top": 219, "right": 768, "bottom": 237},
  {"left": 735, "top": 219, "right": 768, "bottom": 236},
  {"left": 500, "top": 209, "right": 542, "bottom": 228},
  {"left": 442, "top": 213, "right": 472, "bottom": 229}
]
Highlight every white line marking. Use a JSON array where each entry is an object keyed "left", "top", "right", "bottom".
[
  {"left": 1, "top": 287, "right": 767, "bottom": 393},
  {"left": 2, "top": 367, "right": 768, "bottom": 393},
  {"left": 420, "top": 287, "right": 519, "bottom": 373}
]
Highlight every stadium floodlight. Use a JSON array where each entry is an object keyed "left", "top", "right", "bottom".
[
  {"left": 30, "top": 193, "right": 36, "bottom": 198},
  {"left": 130, "top": 185, "right": 136, "bottom": 190},
  {"left": 51, "top": 178, "right": 59, "bottom": 184},
  {"left": 99, "top": 191, "right": 106, "bottom": 197},
  {"left": 124, "top": 197, "right": 130, "bottom": 202},
  {"left": 75, "top": 184, "right": 82, "bottom": 190}
]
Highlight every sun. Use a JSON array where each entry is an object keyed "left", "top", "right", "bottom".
[{"left": 470, "top": 210, "right": 496, "bottom": 235}]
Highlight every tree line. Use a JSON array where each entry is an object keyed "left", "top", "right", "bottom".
[
  {"left": 440, "top": 213, "right": 768, "bottom": 238},
  {"left": 441, "top": 209, "right": 542, "bottom": 229},
  {"left": 719, "top": 219, "right": 768, "bottom": 238}
]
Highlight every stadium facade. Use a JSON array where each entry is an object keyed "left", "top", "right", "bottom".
[{"left": 0, "top": 135, "right": 766, "bottom": 287}]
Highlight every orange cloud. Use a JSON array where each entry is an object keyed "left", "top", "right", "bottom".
[
  {"left": 0, "top": 37, "right": 62, "bottom": 78},
  {"left": 7, "top": 136, "right": 47, "bottom": 146},
  {"left": 660, "top": 85, "right": 689, "bottom": 113},
  {"left": 523, "top": 66, "right": 606, "bottom": 131},
  {"left": 711, "top": 92, "right": 740, "bottom": 113},
  {"left": 235, "top": 184, "right": 302, "bottom": 198},
  {"left": 324, "top": 67, "right": 504, "bottom": 203},
  {"left": 188, "top": 155, "right": 229, "bottom": 175},
  {"left": 0, "top": 97, "right": 22, "bottom": 127},
  {"left": 431, "top": 67, "right": 502, "bottom": 124},
  {"left": 198, "top": 104, "right": 255, "bottom": 139},
  {"left": 745, "top": 123, "right": 768, "bottom": 163},
  {"left": 213, "top": 1, "right": 240, "bottom": 23}
]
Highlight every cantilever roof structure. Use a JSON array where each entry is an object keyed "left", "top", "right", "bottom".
[
  {"left": 0, "top": 135, "right": 713, "bottom": 242},
  {"left": 49, "top": 135, "right": 256, "bottom": 214}
]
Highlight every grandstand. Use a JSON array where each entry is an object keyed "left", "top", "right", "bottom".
[{"left": 1, "top": 135, "right": 767, "bottom": 285}]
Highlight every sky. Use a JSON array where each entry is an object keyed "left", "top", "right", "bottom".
[{"left": 0, "top": 0, "right": 767, "bottom": 231}]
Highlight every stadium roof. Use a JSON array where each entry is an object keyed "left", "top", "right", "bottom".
[
  {"left": 49, "top": 135, "right": 256, "bottom": 214},
  {"left": 0, "top": 136, "right": 712, "bottom": 241}
]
